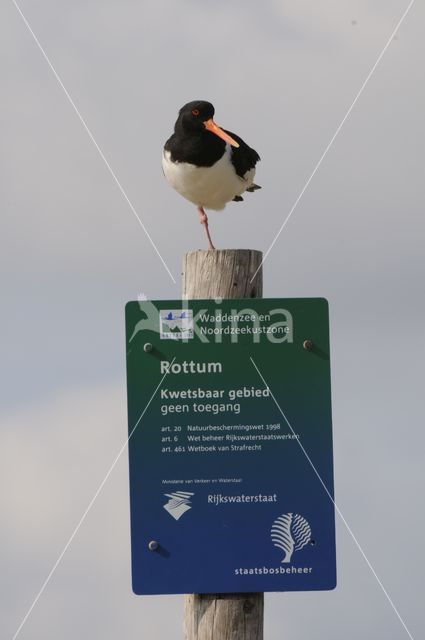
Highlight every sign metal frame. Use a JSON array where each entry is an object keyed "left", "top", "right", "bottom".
[{"left": 125, "top": 297, "right": 336, "bottom": 595}]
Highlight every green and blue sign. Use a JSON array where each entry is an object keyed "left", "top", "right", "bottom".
[{"left": 125, "top": 298, "right": 336, "bottom": 595}]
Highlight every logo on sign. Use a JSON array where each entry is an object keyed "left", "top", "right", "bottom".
[
  {"left": 163, "top": 492, "right": 194, "bottom": 520},
  {"left": 159, "top": 310, "right": 194, "bottom": 340},
  {"left": 271, "top": 513, "right": 312, "bottom": 562}
]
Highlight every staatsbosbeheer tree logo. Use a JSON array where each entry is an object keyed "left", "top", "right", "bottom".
[{"left": 271, "top": 513, "right": 312, "bottom": 562}]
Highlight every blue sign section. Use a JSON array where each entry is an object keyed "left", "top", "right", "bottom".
[{"left": 125, "top": 298, "right": 336, "bottom": 595}]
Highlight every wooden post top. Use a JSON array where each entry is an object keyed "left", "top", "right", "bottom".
[{"left": 183, "top": 249, "right": 263, "bottom": 300}]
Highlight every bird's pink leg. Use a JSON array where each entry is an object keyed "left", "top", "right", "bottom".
[{"left": 198, "top": 206, "right": 216, "bottom": 250}]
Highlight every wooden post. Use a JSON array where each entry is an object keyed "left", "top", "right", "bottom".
[
  {"left": 183, "top": 249, "right": 263, "bottom": 300},
  {"left": 182, "top": 249, "right": 264, "bottom": 640}
]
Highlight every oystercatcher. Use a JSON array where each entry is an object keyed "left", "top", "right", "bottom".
[{"left": 162, "top": 100, "right": 261, "bottom": 249}]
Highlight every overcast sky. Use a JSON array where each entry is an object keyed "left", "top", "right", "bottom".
[{"left": 1, "top": 1, "right": 424, "bottom": 638}]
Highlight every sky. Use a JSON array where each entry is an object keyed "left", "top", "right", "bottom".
[{"left": 1, "top": 0, "right": 424, "bottom": 638}]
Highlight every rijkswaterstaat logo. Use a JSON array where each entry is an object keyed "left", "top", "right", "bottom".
[
  {"left": 271, "top": 513, "right": 312, "bottom": 562},
  {"left": 159, "top": 310, "right": 194, "bottom": 340},
  {"left": 163, "top": 492, "right": 195, "bottom": 520}
]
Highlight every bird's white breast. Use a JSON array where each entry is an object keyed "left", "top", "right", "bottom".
[{"left": 162, "top": 145, "right": 255, "bottom": 211}]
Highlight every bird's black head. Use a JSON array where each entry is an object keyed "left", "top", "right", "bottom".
[
  {"left": 175, "top": 100, "right": 215, "bottom": 134},
  {"left": 173, "top": 100, "right": 239, "bottom": 147}
]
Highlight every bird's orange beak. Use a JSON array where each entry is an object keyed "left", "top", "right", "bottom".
[{"left": 203, "top": 118, "right": 240, "bottom": 148}]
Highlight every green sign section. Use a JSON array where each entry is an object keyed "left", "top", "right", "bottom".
[{"left": 125, "top": 298, "right": 336, "bottom": 595}]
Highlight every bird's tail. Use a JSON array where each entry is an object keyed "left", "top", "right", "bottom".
[{"left": 246, "top": 183, "right": 261, "bottom": 192}]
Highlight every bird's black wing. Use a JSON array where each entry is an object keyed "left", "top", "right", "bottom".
[{"left": 224, "top": 129, "right": 260, "bottom": 179}]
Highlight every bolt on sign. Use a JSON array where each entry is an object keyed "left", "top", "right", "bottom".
[{"left": 125, "top": 298, "right": 336, "bottom": 595}]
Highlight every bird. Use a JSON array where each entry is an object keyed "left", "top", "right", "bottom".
[{"left": 162, "top": 100, "right": 261, "bottom": 250}]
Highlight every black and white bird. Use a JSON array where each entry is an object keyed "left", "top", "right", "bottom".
[{"left": 162, "top": 100, "right": 261, "bottom": 250}]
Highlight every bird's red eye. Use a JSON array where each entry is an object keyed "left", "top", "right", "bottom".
[{"left": 192, "top": 109, "right": 200, "bottom": 116}]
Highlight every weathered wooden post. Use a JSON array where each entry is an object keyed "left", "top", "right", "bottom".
[{"left": 182, "top": 249, "right": 264, "bottom": 640}]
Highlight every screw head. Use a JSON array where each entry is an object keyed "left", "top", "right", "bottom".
[
  {"left": 143, "top": 343, "right": 153, "bottom": 353},
  {"left": 303, "top": 339, "right": 314, "bottom": 351},
  {"left": 148, "top": 540, "right": 159, "bottom": 551}
]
